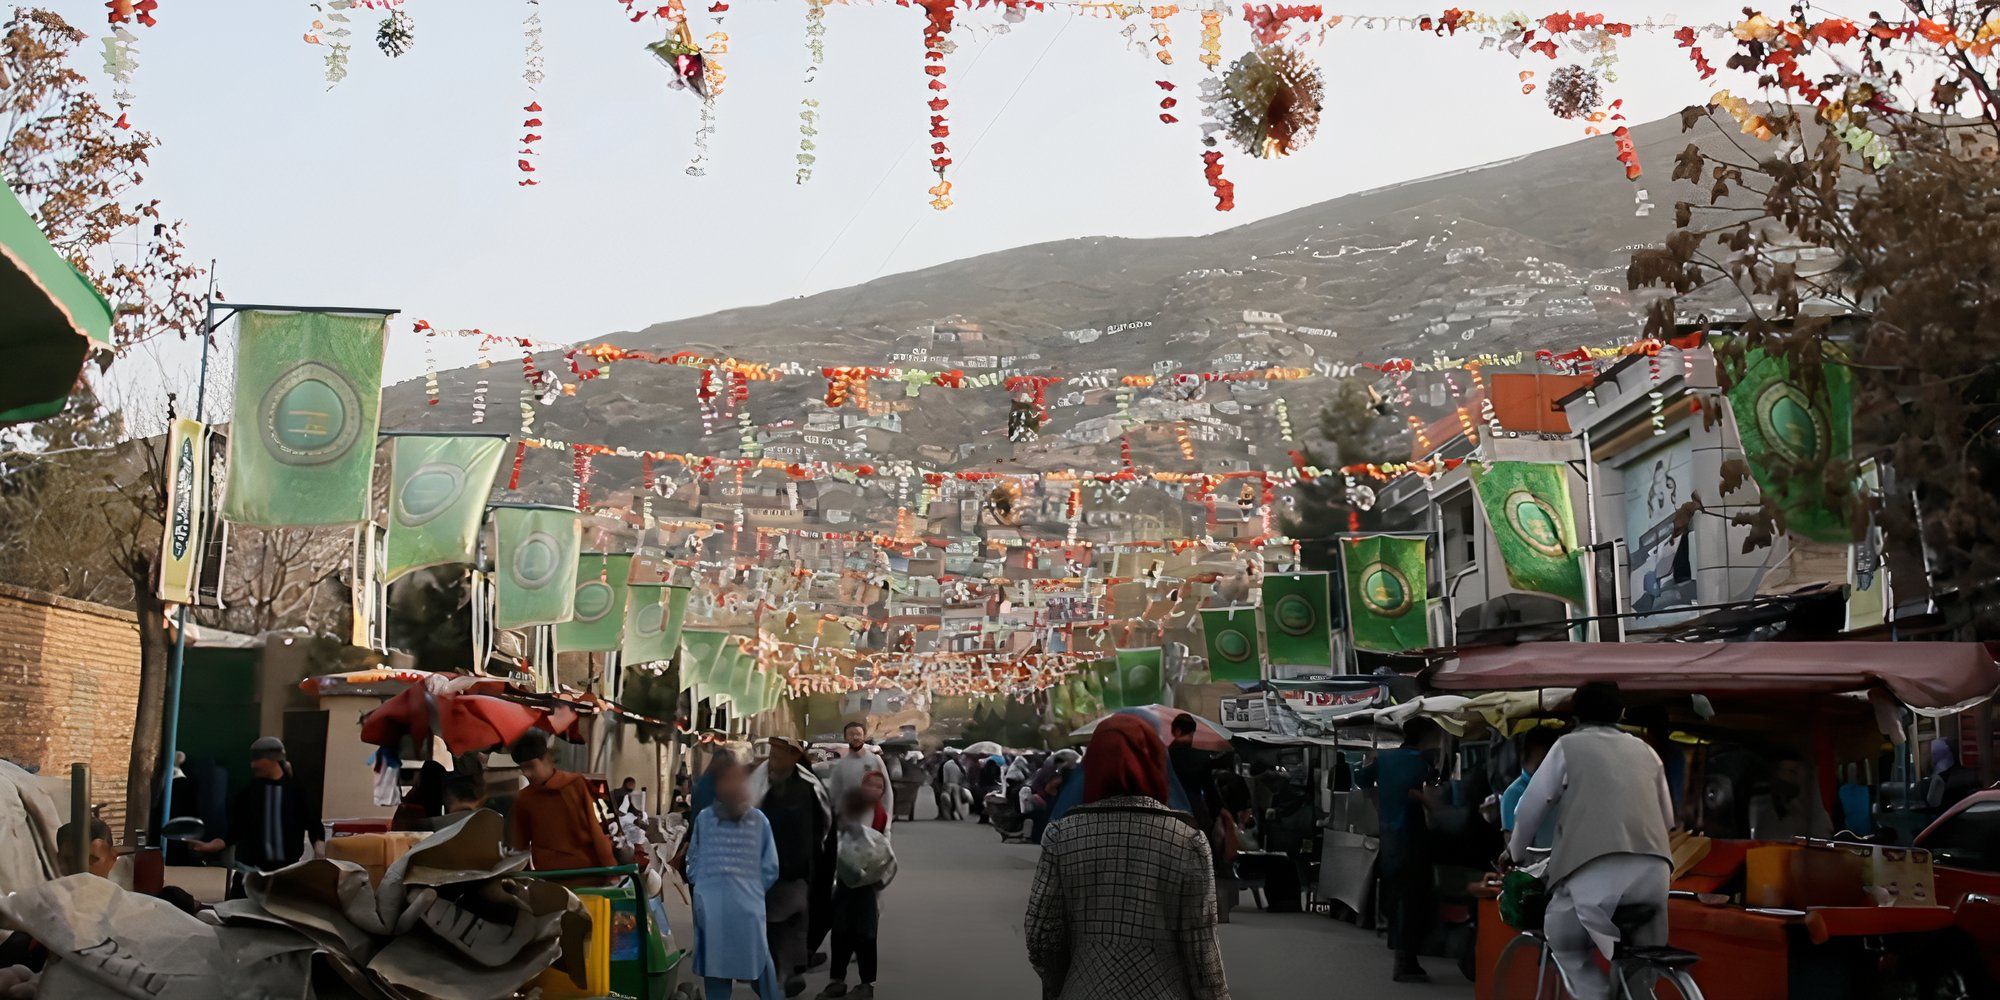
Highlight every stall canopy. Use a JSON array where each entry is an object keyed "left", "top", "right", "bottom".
[
  {"left": 0, "top": 182, "right": 113, "bottom": 424},
  {"left": 1432, "top": 642, "right": 2000, "bottom": 714}
]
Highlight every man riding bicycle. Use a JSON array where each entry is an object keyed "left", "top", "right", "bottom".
[{"left": 1507, "top": 682, "right": 1678, "bottom": 1000}]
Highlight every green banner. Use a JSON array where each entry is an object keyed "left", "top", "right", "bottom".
[
  {"left": 1726, "top": 342, "right": 1855, "bottom": 543},
  {"left": 384, "top": 435, "right": 508, "bottom": 582},
  {"left": 1201, "top": 606, "right": 1262, "bottom": 683},
  {"left": 621, "top": 584, "right": 689, "bottom": 665},
  {"left": 1261, "top": 572, "right": 1335, "bottom": 667},
  {"left": 221, "top": 310, "right": 387, "bottom": 526},
  {"left": 1341, "top": 537, "right": 1431, "bottom": 652},
  {"left": 554, "top": 553, "right": 632, "bottom": 654},
  {"left": 491, "top": 506, "right": 580, "bottom": 629},
  {"left": 1089, "top": 657, "right": 1123, "bottom": 711},
  {"left": 1115, "top": 647, "right": 1164, "bottom": 708},
  {"left": 711, "top": 642, "right": 754, "bottom": 708},
  {"left": 678, "top": 628, "right": 731, "bottom": 694},
  {"left": 1469, "top": 462, "right": 1588, "bottom": 605}
]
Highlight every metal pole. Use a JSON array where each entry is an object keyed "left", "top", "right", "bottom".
[
  {"left": 158, "top": 294, "right": 218, "bottom": 834},
  {"left": 69, "top": 763, "right": 91, "bottom": 875}
]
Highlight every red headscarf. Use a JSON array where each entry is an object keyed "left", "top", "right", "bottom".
[{"left": 1082, "top": 712, "right": 1170, "bottom": 804}]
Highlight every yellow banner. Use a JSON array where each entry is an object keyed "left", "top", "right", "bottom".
[{"left": 157, "top": 418, "right": 206, "bottom": 604}]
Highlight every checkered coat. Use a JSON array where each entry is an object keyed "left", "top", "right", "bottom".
[{"left": 1025, "top": 796, "right": 1231, "bottom": 1000}]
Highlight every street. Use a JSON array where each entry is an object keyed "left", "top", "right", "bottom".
[{"left": 666, "top": 801, "right": 1477, "bottom": 999}]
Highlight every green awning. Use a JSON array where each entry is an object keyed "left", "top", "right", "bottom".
[{"left": 0, "top": 181, "right": 114, "bottom": 424}]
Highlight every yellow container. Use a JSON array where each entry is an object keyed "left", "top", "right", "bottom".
[{"left": 531, "top": 892, "right": 611, "bottom": 998}]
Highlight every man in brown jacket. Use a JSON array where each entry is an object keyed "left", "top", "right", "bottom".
[{"left": 508, "top": 729, "right": 616, "bottom": 875}]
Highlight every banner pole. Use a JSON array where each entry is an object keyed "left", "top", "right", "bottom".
[{"left": 158, "top": 291, "right": 219, "bottom": 836}]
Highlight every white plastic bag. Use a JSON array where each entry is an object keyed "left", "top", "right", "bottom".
[{"left": 835, "top": 824, "right": 897, "bottom": 889}]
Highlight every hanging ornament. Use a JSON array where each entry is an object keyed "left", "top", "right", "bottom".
[
  {"left": 310, "top": 0, "right": 357, "bottom": 87},
  {"left": 1544, "top": 64, "right": 1603, "bottom": 119},
  {"left": 376, "top": 9, "right": 415, "bottom": 57},
  {"left": 1198, "top": 2, "right": 1223, "bottom": 68},
  {"left": 797, "top": 0, "right": 828, "bottom": 184},
  {"left": 918, "top": 0, "right": 955, "bottom": 210},
  {"left": 1218, "top": 45, "right": 1323, "bottom": 158},
  {"left": 519, "top": 100, "right": 545, "bottom": 186},
  {"left": 647, "top": 19, "right": 709, "bottom": 96}
]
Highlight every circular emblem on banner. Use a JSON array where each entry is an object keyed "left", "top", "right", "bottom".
[
  {"left": 395, "top": 463, "right": 466, "bottom": 527},
  {"left": 1359, "top": 562, "right": 1415, "bottom": 618},
  {"left": 1755, "top": 381, "right": 1828, "bottom": 464},
  {"left": 259, "top": 362, "right": 363, "bottom": 466},
  {"left": 1214, "top": 627, "right": 1253, "bottom": 663},
  {"left": 572, "top": 581, "right": 615, "bottom": 622},
  {"left": 1504, "top": 489, "right": 1568, "bottom": 558},
  {"left": 631, "top": 595, "right": 665, "bottom": 636},
  {"left": 509, "top": 532, "right": 562, "bottom": 590},
  {"left": 1273, "top": 593, "right": 1319, "bottom": 636},
  {"left": 1124, "top": 661, "right": 1159, "bottom": 699}
]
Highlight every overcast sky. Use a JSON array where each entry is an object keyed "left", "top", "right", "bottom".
[{"left": 32, "top": 0, "right": 1763, "bottom": 394}]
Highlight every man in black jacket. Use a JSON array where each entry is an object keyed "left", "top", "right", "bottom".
[
  {"left": 762, "top": 736, "right": 831, "bottom": 997},
  {"left": 191, "top": 737, "right": 323, "bottom": 897}
]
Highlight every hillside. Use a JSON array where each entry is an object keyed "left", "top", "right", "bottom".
[{"left": 392, "top": 111, "right": 1734, "bottom": 508}]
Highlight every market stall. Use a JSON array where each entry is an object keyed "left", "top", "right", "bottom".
[{"left": 1431, "top": 641, "right": 2000, "bottom": 999}]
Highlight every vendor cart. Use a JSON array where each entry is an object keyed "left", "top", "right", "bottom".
[{"left": 1432, "top": 640, "right": 2000, "bottom": 1000}]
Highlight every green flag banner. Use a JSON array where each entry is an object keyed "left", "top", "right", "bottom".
[
  {"left": 554, "top": 553, "right": 632, "bottom": 653},
  {"left": 1341, "top": 536, "right": 1431, "bottom": 652},
  {"left": 491, "top": 506, "right": 580, "bottom": 629},
  {"left": 621, "top": 584, "right": 688, "bottom": 665},
  {"left": 1201, "top": 606, "right": 1262, "bottom": 683},
  {"left": 1115, "top": 647, "right": 1164, "bottom": 707},
  {"left": 1261, "top": 572, "right": 1335, "bottom": 667},
  {"left": 221, "top": 310, "right": 387, "bottom": 526},
  {"left": 712, "top": 642, "right": 753, "bottom": 708},
  {"left": 384, "top": 435, "right": 508, "bottom": 582},
  {"left": 1469, "top": 462, "right": 1588, "bottom": 606},
  {"left": 1726, "top": 342, "right": 1855, "bottom": 543},
  {"left": 1089, "top": 657, "right": 1123, "bottom": 711},
  {"left": 679, "top": 628, "right": 731, "bottom": 695}
]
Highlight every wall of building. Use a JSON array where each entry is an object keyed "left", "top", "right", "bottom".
[{"left": 0, "top": 583, "right": 142, "bottom": 833}]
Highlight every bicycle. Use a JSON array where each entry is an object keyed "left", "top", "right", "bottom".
[{"left": 1491, "top": 902, "right": 1706, "bottom": 1000}]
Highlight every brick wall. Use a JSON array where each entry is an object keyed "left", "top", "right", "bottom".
[{"left": 0, "top": 583, "right": 142, "bottom": 834}]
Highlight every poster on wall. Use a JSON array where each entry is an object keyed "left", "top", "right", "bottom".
[{"left": 1622, "top": 437, "right": 1699, "bottom": 628}]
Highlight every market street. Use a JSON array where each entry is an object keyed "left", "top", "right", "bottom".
[{"left": 664, "top": 803, "right": 1476, "bottom": 1000}]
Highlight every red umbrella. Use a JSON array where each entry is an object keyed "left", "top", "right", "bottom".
[{"left": 1071, "top": 705, "right": 1233, "bottom": 752}]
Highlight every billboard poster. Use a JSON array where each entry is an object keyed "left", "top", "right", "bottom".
[{"left": 1621, "top": 437, "right": 1699, "bottom": 628}]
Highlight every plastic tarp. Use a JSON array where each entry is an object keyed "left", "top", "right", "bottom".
[
  {"left": 1433, "top": 642, "right": 2000, "bottom": 715},
  {"left": 357, "top": 673, "right": 581, "bottom": 754}
]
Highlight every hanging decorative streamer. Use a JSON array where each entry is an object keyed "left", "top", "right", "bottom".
[
  {"left": 305, "top": 0, "right": 357, "bottom": 87},
  {"left": 688, "top": 4, "right": 731, "bottom": 177},
  {"left": 101, "top": 0, "right": 156, "bottom": 110},
  {"left": 798, "top": 0, "right": 829, "bottom": 183},
  {"left": 573, "top": 446, "right": 595, "bottom": 508},
  {"left": 918, "top": 0, "right": 956, "bottom": 210},
  {"left": 520, "top": 100, "right": 545, "bottom": 186},
  {"left": 1273, "top": 397, "right": 1293, "bottom": 441},
  {"left": 521, "top": 1, "right": 545, "bottom": 185}
]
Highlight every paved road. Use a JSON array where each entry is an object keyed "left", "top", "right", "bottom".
[{"left": 675, "top": 800, "right": 1477, "bottom": 999}]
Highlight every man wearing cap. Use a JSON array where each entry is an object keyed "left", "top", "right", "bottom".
[{"left": 192, "top": 737, "right": 322, "bottom": 897}]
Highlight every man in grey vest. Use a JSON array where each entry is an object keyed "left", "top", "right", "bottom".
[{"left": 1508, "top": 682, "right": 1675, "bottom": 1000}]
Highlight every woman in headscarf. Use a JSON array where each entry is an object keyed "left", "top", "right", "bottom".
[{"left": 1024, "top": 714, "right": 1231, "bottom": 1000}]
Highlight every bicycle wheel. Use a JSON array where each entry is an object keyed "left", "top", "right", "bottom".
[
  {"left": 1492, "top": 933, "right": 1567, "bottom": 1000},
  {"left": 1619, "top": 966, "right": 1703, "bottom": 1000}
]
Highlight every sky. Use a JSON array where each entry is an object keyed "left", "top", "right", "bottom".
[{"left": 28, "top": 0, "right": 1763, "bottom": 401}]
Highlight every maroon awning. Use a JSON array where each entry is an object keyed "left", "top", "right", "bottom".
[{"left": 1431, "top": 642, "right": 1999, "bottom": 712}]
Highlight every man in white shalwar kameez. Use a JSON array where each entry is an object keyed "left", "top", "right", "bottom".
[{"left": 1509, "top": 682, "right": 1676, "bottom": 1000}]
